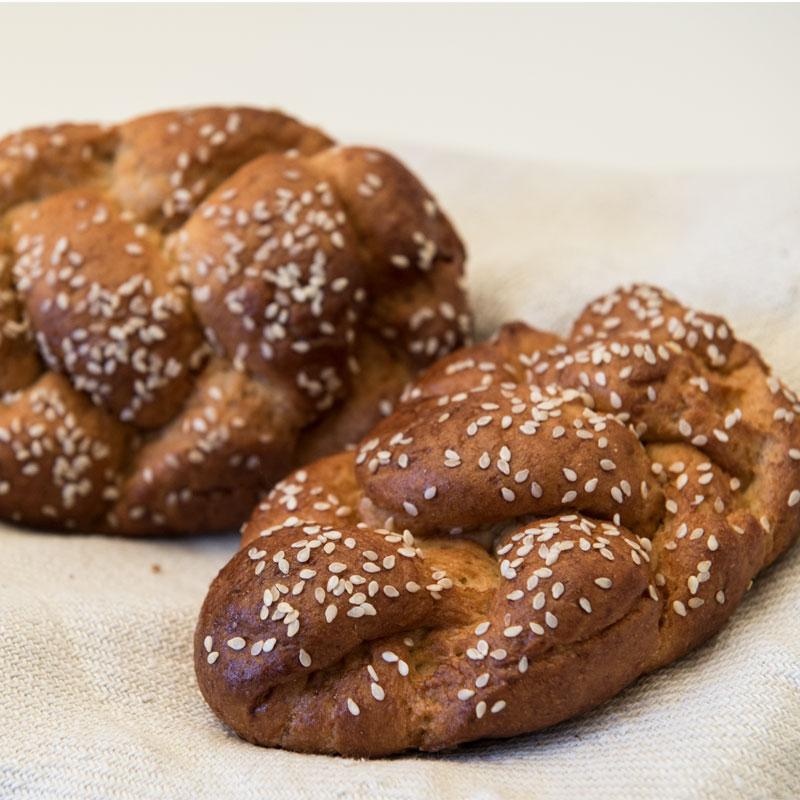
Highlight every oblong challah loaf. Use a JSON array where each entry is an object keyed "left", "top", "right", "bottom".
[
  {"left": 0, "top": 107, "right": 470, "bottom": 533},
  {"left": 195, "top": 284, "right": 799, "bottom": 756}
]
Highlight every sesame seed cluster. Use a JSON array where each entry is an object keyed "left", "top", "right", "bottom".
[
  {"left": 196, "top": 284, "right": 800, "bottom": 756},
  {"left": 0, "top": 106, "right": 470, "bottom": 533}
]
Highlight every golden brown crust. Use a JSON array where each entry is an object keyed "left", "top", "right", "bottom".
[
  {"left": 111, "top": 107, "right": 333, "bottom": 228},
  {"left": 0, "top": 123, "right": 118, "bottom": 213},
  {"left": 293, "top": 332, "right": 416, "bottom": 465},
  {"left": 0, "top": 233, "right": 39, "bottom": 394},
  {"left": 0, "top": 372, "right": 129, "bottom": 528},
  {"left": 9, "top": 189, "right": 204, "bottom": 428},
  {"left": 196, "top": 284, "right": 800, "bottom": 755},
  {"left": 0, "top": 106, "right": 470, "bottom": 533}
]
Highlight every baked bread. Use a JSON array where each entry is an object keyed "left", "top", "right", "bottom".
[
  {"left": 195, "top": 284, "right": 800, "bottom": 756},
  {"left": 0, "top": 106, "right": 469, "bottom": 533}
]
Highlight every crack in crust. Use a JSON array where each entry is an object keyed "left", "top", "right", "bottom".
[
  {"left": 0, "top": 106, "right": 470, "bottom": 532},
  {"left": 196, "top": 284, "right": 800, "bottom": 756}
]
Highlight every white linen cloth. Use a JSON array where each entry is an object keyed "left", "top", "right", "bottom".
[{"left": 2, "top": 149, "right": 799, "bottom": 800}]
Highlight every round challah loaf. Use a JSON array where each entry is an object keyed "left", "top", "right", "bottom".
[
  {"left": 196, "top": 284, "right": 800, "bottom": 756},
  {"left": 0, "top": 107, "right": 469, "bottom": 533}
]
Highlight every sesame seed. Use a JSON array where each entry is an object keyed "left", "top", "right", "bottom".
[
  {"left": 371, "top": 683, "right": 385, "bottom": 701},
  {"left": 347, "top": 698, "right": 360, "bottom": 716},
  {"left": 227, "top": 637, "right": 246, "bottom": 651},
  {"left": 403, "top": 501, "right": 419, "bottom": 517}
]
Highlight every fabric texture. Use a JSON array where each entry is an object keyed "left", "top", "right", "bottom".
[{"left": 2, "top": 149, "right": 799, "bottom": 799}]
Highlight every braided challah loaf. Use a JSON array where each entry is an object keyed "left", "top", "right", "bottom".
[
  {"left": 195, "top": 284, "right": 800, "bottom": 756},
  {"left": 0, "top": 107, "right": 469, "bottom": 532}
]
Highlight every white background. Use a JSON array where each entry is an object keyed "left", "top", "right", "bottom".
[{"left": 2, "top": 3, "right": 800, "bottom": 170}]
